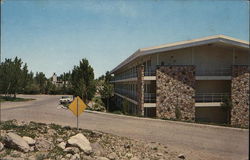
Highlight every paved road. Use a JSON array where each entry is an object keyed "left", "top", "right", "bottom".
[{"left": 1, "top": 95, "right": 249, "bottom": 160}]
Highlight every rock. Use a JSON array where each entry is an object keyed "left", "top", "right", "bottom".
[
  {"left": 130, "top": 157, "right": 140, "bottom": 160},
  {"left": 22, "top": 136, "right": 36, "bottom": 146},
  {"left": 148, "top": 143, "right": 158, "bottom": 150},
  {"left": 57, "top": 138, "right": 64, "bottom": 143},
  {"left": 81, "top": 155, "right": 95, "bottom": 160},
  {"left": 91, "top": 142, "right": 105, "bottom": 156},
  {"left": 67, "top": 133, "right": 92, "bottom": 154},
  {"left": 0, "top": 142, "right": 4, "bottom": 151},
  {"left": 95, "top": 157, "right": 109, "bottom": 160},
  {"left": 125, "top": 153, "right": 133, "bottom": 158},
  {"left": 57, "top": 142, "right": 66, "bottom": 150},
  {"left": 47, "top": 129, "right": 56, "bottom": 136},
  {"left": 107, "top": 152, "right": 118, "bottom": 160},
  {"left": 64, "top": 147, "right": 80, "bottom": 154},
  {"left": 30, "top": 146, "right": 35, "bottom": 152},
  {"left": 91, "top": 131, "right": 103, "bottom": 137},
  {"left": 4, "top": 132, "right": 30, "bottom": 152},
  {"left": 157, "top": 153, "right": 163, "bottom": 156},
  {"left": 66, "top": 154, "right": 72, "bottom": 158},
  {"left": 35, "top": 138, "right": 54, "bottom": 151},
  {"left": 70, "top": 153, "right": 80, "bottom": 160},
  {"left": 124, "top": 143, "right": 131, "bottom": 149},
  {"left": 178, "top": 154, "right": 185, "bottom": 159}
]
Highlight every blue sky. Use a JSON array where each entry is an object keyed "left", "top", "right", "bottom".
[{"left": 1, "top": 0, "right": 249, "bottom": 78}]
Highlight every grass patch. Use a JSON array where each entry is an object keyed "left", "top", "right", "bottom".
[
  {"left": 0, "top": 120, "right": 40, "bottom": 138},
  {"left": 47, "top": 146, "right": 66, "bottom": 159},
  {"left": 0, "top": 96, "right": 35, "bottom": 102}
]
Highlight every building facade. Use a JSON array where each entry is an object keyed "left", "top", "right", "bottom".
[{"left": 110, "top": 35, "right": 250, "bottom": 127}]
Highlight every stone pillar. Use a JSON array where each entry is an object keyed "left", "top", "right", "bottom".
[
  {"left": 137, "top": 65, "right": 144, "bottom": 116},
  {"left": 156, "top": 65, "right": 196, "bottom": 121},
  {"left": 231, "top": 65, "right": 250, "bottom": 128}
]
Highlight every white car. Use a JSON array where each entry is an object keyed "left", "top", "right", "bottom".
[{"left": 59, "top": 96, "right": 73, "bottom": 104}]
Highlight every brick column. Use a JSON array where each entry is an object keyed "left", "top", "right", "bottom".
[
  {"left": 137, "top": 65, "right": 144, "bottom": 116},
  {"left": 231, "top": 65, "right": 250, "bottom": 128},
  {"left": 156, "top": 65, "right": 196, "bottom": 121}
]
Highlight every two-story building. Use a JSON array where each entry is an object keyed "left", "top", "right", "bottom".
[{"left": 110, "top": 35, "right": 250, "bottom": 127}]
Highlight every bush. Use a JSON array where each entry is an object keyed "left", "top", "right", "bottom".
[{"left": 24, "top": 83, "right": 40, "bottom": 94}]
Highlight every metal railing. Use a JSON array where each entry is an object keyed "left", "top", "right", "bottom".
[
  {"left": 144, "top": 93, "right": 156, "bottom": 103},
  {"left": 144, "top": 66, "right": 156, "bottom": 76},
  {"left": 196, "top": 67, "right": 232, "bottom": 76},
  {"left": 114, "top": 72, "right": 137, "bottom": 81},
  {"left": 195, "top": 93, "right": 230, "bottom": 103}
]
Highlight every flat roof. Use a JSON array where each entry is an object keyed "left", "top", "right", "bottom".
[{"left": 111, "top": 35, "right": 249, "bottom": 73}]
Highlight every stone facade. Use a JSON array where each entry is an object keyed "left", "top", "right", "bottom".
[
  {"left": 137, "top": 65, "right": 144, "bottom": 116},
  {"left": 156, "top": 66, "right": 196, "bottom": 121},
  {"left": 231, "top": 65, "right": 250, "bottom": 128}
]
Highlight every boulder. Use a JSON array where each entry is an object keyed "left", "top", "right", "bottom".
[
  {"left": 57, "top": 142, "right": 66, "bottom": 150},
  {"left": 4, "top": 132, "right": 30, "bottom": 152},
  {"left": 67, "top": 133, "right": 92, "bottom": 154},
  {"left": 22, "top": 136, "right": 36, "bottom": 146},
  {"left": 0, "top": 142, "right": 4, "bottom": 151}
]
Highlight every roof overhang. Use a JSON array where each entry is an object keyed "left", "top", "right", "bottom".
[{"left": 110, "top": 35, "right": 249, "bottom": 73}]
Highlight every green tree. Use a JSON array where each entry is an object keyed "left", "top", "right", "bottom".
[
  {"left": 20, "top": 63, "right": 29, "bottom": 92},
  {"left": 71, "top": 58, "right": 96, "bottom": 101},
  {"left": 35, "top": 72, "right": 47, "bottom": 93},
  {"left": 0, "top": 57, "right": 27, "bottom": 97},
  {"left": 98, "top": 71, "right": 114, "bottom": 111}
]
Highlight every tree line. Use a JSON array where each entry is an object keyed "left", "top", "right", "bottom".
[{"left": 0, "top": 57, "right": 114, "bottom": 110}]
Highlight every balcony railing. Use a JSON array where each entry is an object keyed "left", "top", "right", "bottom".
[
  {"left": 144, "top": 93, "right": 156, "bottom": 103},
  {"left": 114, "top": 72, "right": 137, "bottom": 81},
  {"left": 144, "top": 66, "right": 156, "bottom": 76},
  {"left": 115, "top": 88, "right": 137, "bottom": 101},
  {"left": 196, "top": 67, "right": 231, "bottom": 76},
  {"left": 195, "top": 93, "right": 230, "bottom": 103}
]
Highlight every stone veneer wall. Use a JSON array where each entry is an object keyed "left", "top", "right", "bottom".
[
  {"left": 156, "top": 66, "right": 196, "bottom": 121},
  {"left": 231, "top": 65, "right": 250, "bottom": 128},
  {"left": 137, "top": 65, "right": 144, "bottom": 116}
]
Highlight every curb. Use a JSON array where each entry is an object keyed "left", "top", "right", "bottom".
[{"left": 84, "top": 110, "right": 249, "bottom": 132}]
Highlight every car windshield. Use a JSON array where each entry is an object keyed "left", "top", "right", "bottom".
[{"left": 62, "top": 96, "right": 69, "bottom": 99}]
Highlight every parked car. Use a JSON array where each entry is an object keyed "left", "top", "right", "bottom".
[{"left": 59, "top": 96, "right": 73, "bottom": 104}]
